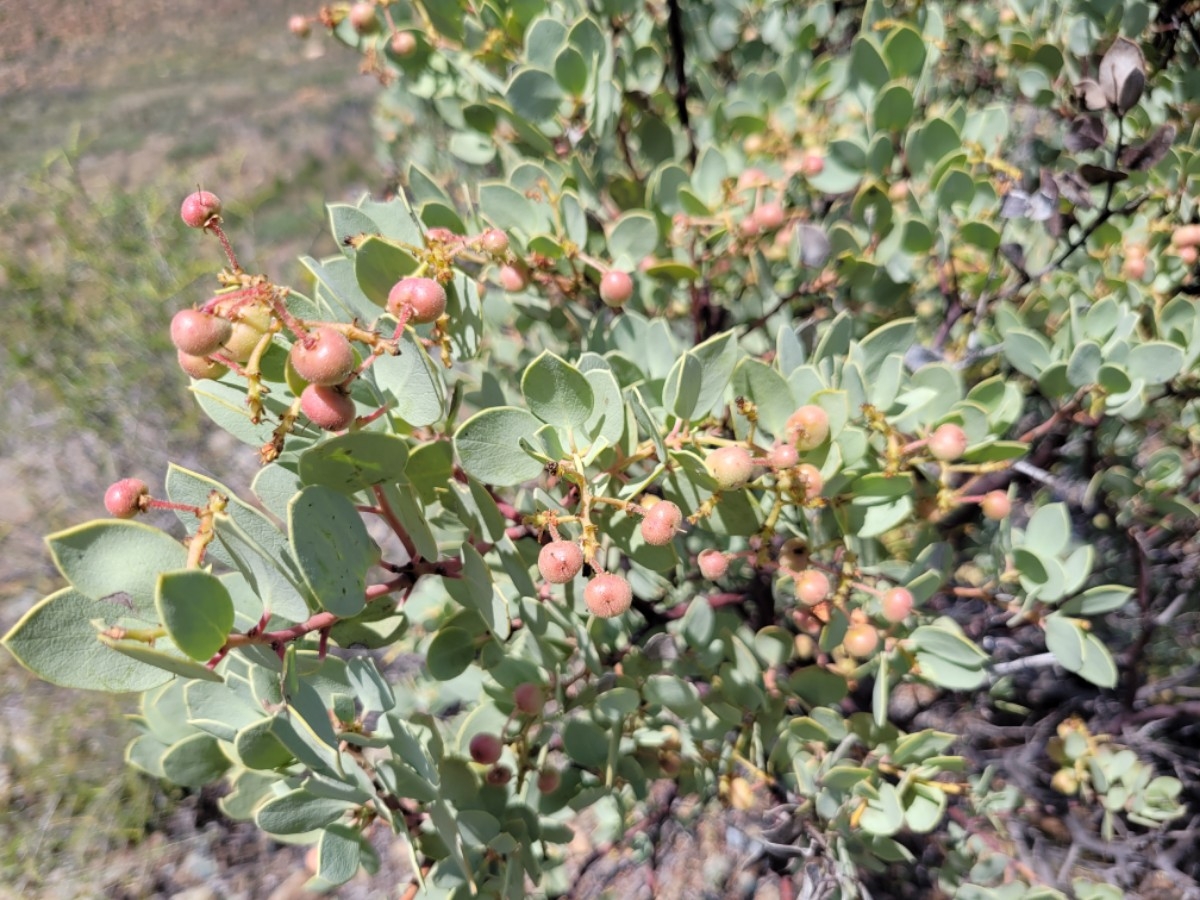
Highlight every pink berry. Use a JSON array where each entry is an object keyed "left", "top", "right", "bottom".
[
  {"left": 170, "top": 309, "right": 232, "bottom": 356},
  {"left": 706, "top": 446, "right": 755, "bottom": 490},
  {"left": 105, "top": 478, "right": 148, "bottom": 519},
  {"left": 767, "top": 442, "right": 799, "bottom": 469},
  {"left": 795, "top": 569, "right": 830, "bottom": 606},
  {"left": 289, "top": 326, "right": 355, "bottom": 386},
  {"left": 425, "top": 227, "right": 456, "bottom": 244},
  {"left": 498, "top": 264, "right": 529, "bottom": 292},
  {"left": 391, "top": 30, "right": 417, "bottom": 55},
  {"left": 584, "top": 573, "right": 633, "bottom": 618},
  {"left": 348, "top": 1, "right": 377, "bottom": 34},
  {"left": 794, "top": 463, "right": 823, "bottom": 500},
  {"left": 698, "top": 549, "right": 730, "bottom": 580},
  {"left": 843, "top": 624, "right": 879, "bottom": 658},
  {"left": 880, "top": 587, "right": 914, "bottom": 623},
  {"left": 737, "top": 168, "right": 770, "bottom": 191},
  {"left": 177, "top": 350, "right": 228, "bottom": 380},
  {"left": 480, "top": 228, "right": 509, "bottom": 255},
  {"left": 739, "top": 218, "right": 761, "bottom": 238},
  {"left": 513, "top": 682, "right": 543, "bottom": 715},
  {"left": 469, "top": 733, "right": 503, "bottom": 765},
  {"left": 536, "top": 768, "right": 561, "bottom": 793},
  {"left": 928, "top": 423, "right": 968, "bottom": 462},
  {"left": 802, "top": 152, "right": 824, "bottom": 177},
  {"left": 538, "top": 541, "right": 583, "bottom": 584},
  {"left": 180, "top": 191, "right": 221, "bottom": 229},
  {"left": 486, "top": 765, "right": 512, "bottom": 786},
  {"left": 300, "top": 384, "right": 356, "bottom": 431},
  {"left": 981, "top": 491, "right": 1012, "bottom": 521},
  {"left": 599, "top": 271, "right": 634, "bottom": 308},
  {"left": 753, "top": 202, "right": 786, "bottom": 231},
  {"left": 640, "top": 501, "right": 682, "bottom": 546},
  {"left": 786, "top": 405, "right": 830, "bottom": 451},
  {"left": 288, "top": 15, "right": 310, "bottom": 37},
  {"left": 388, "top": 276, "right": 447, "bottom": 325}
]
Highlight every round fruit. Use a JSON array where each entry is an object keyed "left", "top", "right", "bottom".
[
  {"left": 753, "top": 202, "right": 786, "bottom": 231},
  {"left": 391, "top": 30, "right": 417, "bottom": 55},
  {"left": 1123, "top": 253, "right": 1146, "bottom": 281},
  {"left": 1181, "top": 245, "right": 1199, "bottom": 265},
  {"left": 170, "top": 309, "right": 232, "bottom": 356},
  {"left": 177, "top": 350, "right": 228, "bottom": 380},
  {"left": 786, "top": 405, "right": 830, "bottom": 451},
  {"left": 778, "top": 537, "right": 807, "bottom": 571},
  {"left": 794, "top": 569, "right": 830, "bottom": 606},
  {"left": 640, "top": 500, "right": 682, "bottom": 546},
  {"left": 180, "top": 190, "right": 221, "bottom": 229},
  {"left": 219, "top": 313, "right": 269, "bottom": 363},
  {"left": 980, "top": 490, "right": 1012, "bottom": 521},
  {"left": 348, "top": 1, "right": 377, "bottom": 33},
  {"left": 538, "top": 540, "right": 583, "bottom": 584},
  {"left": 599, "top": 270, "right": 634, "bottom": 308},
  {"left": 387, "top": 276, "right": 447, "bottom": 325},
  {"left": 698, "top": 549, "right": 730, "bottom": 580},
  {"left": 289, "top": 327, "right": 355, "bottom": 386},
  {"left": 880, "top": 587, "right": 914, "bottom": 623},
  {"left": 738, "top": 218, "right": 761, "bottom": 238},
  {"left": 794, "top": 463, "right": 823, "bottom": 500},
  {"left": 288, "top": 15, "right": 310, "bottom": 37},
  {"left": 1171, "top": 224, "right": 1200, "bottom": 247},
  {"left": 486, "top": 765, "right": 512, "bottom": 786},
  {"left": 737, "top": 167, "right": 769, "bottom": 190},
  {"left": 469, "top": 733, "right": 503, "bottom": 765},
  {"left": 928, "top": 423, "right": 968, "bottom": 461},
  {"left": 105, "top": 478, "right": 148, "bottom": 519},
  {"left": 706, "top": 445, "right": 755, "bottom": 490},
  {"left": 513, "top": 682, "right": 543, "bottom": 715},
  {"left": 480, "top": 228, "right": 509, "bottom": 255},
  {"left": 584, "top": 573, "right": 633, "bottom": 618},
  {"left": 768, "top": 442, "right": 799, "bottom": 469},
  {"left": 801, "top": 151, "right": 824, "bottom": 177},
  {"left": 300, "top": 384, "right": 356, "bottom": 431},
  {"left": 843, "top": 623, "right": 880, "bottom": 658},
  {"left": 536, "top": 768, "right": 561, "bottom": 793},
  {"left": 498, "top": 263, "right": 529, "bottom": 292}
]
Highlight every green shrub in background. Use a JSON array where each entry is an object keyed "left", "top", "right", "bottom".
[{"left": 5, "top": 0, "right": 1199, "bottom": 896}]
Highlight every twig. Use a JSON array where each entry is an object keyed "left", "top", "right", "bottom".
[{"left": 666, "top": 0, "right": 697, "bottom": 167}]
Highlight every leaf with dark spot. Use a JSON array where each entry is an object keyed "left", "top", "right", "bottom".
[
  {"left": 1064, "top": 116, "right": 1107, "bottom": 152},
  {"left": 1078, "top": 164, "right": 1128, "bottom": 185},
  {"left": 1000, "top": 242, "right": 1027, "bottom": 274},
  {"left": 1119, "top": 124, "right": 1177, "bottom": 171},
  {"left": 1055, "top": 172, "right": 1095, "bottom": 209},
  {"left": 1099, "top": 37, "right": 1146, "bottom": 113}
]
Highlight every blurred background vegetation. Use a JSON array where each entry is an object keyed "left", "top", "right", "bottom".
[{"left": 0, "top": 2, "right": 388, "bottom": 894}]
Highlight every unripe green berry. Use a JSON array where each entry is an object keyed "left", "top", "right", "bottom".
[
  {"left": 220, "top": 319, "right": 267, "bottom": 364},
  {"left": 786, "top": 405, "right": 830, "bottom": 451},
  {"left": 180, "top": 190, "right": 221, "bottom": 229},
  {"left": 469, "top": 732, "right": 503, "bottom": 765},
  {"left": 105, "top": 478, "right": 148, "bottom": 519},
  {"left": 599, "top": 270, "right": 634, "bottom": 308},
  {"left": 584, "top": 573, "right": 633, "bottom": 618},
  {"left": 171, "top": 309, "right": 232, "bottom": 356},
  {"left": 794, "top": 569, "right": 830, "bottom": 606},
  {"left": 513, "top": 682, "right": 543, "bottom": 715},
  {"left": 843, "top": 623, "right": 880, "bottom": 658},
  {"left": 928, "top": 423, "right": 968, "bottom": 462},
  {"left": 388, "top": 276, "right": 447, "bottom": 325},
  {"left": 706, "top": 445, "right": 755, "bottom": 490},
  {"left": 300, "top": 384, "right": 356, "bottom": 431},
  {"left": 538, "top": 541, "right": 583, "bottom": 584},
  {"left": 640, "top": 500, "right": 682, "bottom": 546},
  {"left": 177, "top": 350, "right": 228, "bottom": 381},
  {"left": 289, "top": 326, "right": 355, "bottom": 386},
  {"left": 698, "top": 549, "right": 730, "bottom": 580}
]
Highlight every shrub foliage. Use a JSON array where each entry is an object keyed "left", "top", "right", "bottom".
[{"left": 5, "top": 0, "right": 1200, "bottom": 896}]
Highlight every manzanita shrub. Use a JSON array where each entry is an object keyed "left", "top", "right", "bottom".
[{"left": 6, "top": 0, "right": 1199, "bottom": 896}]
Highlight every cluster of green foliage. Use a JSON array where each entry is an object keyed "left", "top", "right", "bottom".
[{"left": 5, "top": 0, "right": 1199, "bottom": 896}]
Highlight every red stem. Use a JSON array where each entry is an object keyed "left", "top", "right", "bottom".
[{"left": 373, "top": 485, "right": 419, "bottom": 561}]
